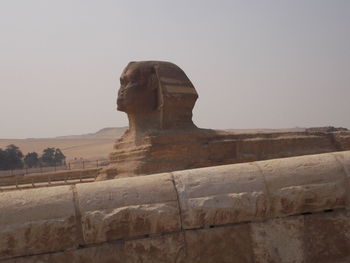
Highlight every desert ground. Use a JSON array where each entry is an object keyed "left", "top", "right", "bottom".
[
  {"left": 0, "top": 127, "right": 127, "bottom": 161},
  {"left": 0, "top": 127, "right": 307, "bottom": 162}
]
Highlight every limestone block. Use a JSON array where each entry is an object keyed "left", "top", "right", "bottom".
[
  {"left": 251, "top": 216, "right": 304, "bottom": 263},
  {"left": 304, "top": 211, "right": 350, "bottom": 263},
  {"left": 184, "top": 224, "right": 254, "bottom": 263},
  {"left": 334, "top": 151, "right": 350, "bottom": 175},
  {"left": 76, "top": 173, "right": 181, "bottom": 244},
  {"left": 173, "top": 163, "right": 269, "bottom": 229},
  {"left": 0, "top": 186, "right": 79, "bottom": 260},
  {"left": 117, "top": 232, "right": 185, "bottom": 263},
  {"left": 333, "top": 151, "right": 350, "bottom": 211},
  {"left": 3, "top": 233, "right": 186, "bottom": 263},
  {"left": 258, "top": 153, "right": 347, "bottom": 217}
]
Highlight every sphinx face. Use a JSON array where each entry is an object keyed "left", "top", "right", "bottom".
[{"left": 117, "top": 63, "right": 157, "bottom": 114}]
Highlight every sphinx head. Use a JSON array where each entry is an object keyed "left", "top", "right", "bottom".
[
  {"left": 117, "top": 61, "right": 198, "bottom": 131},
  {"left": 117, "top": 62, "right": 158, "bottom": 113}
]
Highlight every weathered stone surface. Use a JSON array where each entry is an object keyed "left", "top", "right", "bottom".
[
  {"left": 251, "top": 216, "right": 304, "bottom": 263},
  {"left": 174, "top": 162, "right": 269, "bottom": 229},
  {"left": 76, "top": 173, "right": 181, "bottom": 244},
  {"left": 304, "top": 211, "right": 350, "bottom": 263},
  {"left": 258, "top": 152, "right": 347, "bottom": 217},
  {"left": 2, "top": 233, "right": 186, "bottom": 263},
  {"left": 184, "top": 224, "right": 254, "bottom": 263},
  {"left": 118, "top": 233, "right": 186, "bottom": 263},
  {"left": 0, "top": 186, "right": 78, "bottom": 260},
  {"left": 236, "top": 134, "right": 335, "bottom": 162},
  {"left": 334, "top": 131, "right": 350, "bottom": 150}
]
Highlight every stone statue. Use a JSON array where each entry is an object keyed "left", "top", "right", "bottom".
[
  {"left": 97, "top": 60, "right": 349, "bottom": 179},
  {"left": 96, "top": 61, "right": 208, "bottom": 179},
  {"left": 116, "top": 61, "right": 198, "bottom": 137}
]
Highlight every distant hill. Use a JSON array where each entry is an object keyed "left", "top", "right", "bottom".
[
  {"left": 0, "top": 127, "right": 127, "bottom": 161},
  {"left": 55, "top": 127, "right": 127, "bottom": 139}
]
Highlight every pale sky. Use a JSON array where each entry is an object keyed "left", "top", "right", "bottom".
[{"left": 1, "top": 0, "right": 349, "bottom": 138}]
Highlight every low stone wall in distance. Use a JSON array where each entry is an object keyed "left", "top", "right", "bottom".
[
  {"left": 0, "top": 168, "right": 101, "bottom": 191},
  {"left": 0, "top": 151, "right": 349, "bottom": 263}
]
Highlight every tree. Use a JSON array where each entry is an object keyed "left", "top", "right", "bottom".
[
  {"left": 41, "top": 147, "right": 65, "bottom": 166},
  {"left": 24, "top": 152, "right": 40, "bottom": 168},
  {"left": 1, "top": 144, "right": 23, "bottom": 170},
  {"left": 54, "top": 148, "right": 65, "bottom": 165},
  {"left": 41, "top": 147, "right": 56, "bottom": 166},
  {"left": 0, "top": 148, "right": 6, "bottom": 170}
]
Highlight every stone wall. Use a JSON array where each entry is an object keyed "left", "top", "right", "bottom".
[
  {"left": 0, "top": 168, "right": 100, "bottom": 191},
  {"left": 1, "top": 151, "right": 349, "bottom": 263}
]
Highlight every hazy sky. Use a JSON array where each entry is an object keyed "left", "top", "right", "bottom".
[{"left": 1, "top": 0, "right": 349, "bottom": 138}]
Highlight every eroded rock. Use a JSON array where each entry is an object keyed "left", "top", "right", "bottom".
[
  {"left": 173, "top": 163, "right": 269, "bottom": 229},
  {"left": 76, "top": 173, "right": 181, "bottom": 244},
  {"left": 0, "top": 186, "right": 79, "bottom": 260},
  {"left": 258, "top": 153, "right": 347, "bottom": 217}
]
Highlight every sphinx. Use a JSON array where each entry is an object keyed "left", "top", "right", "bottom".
[{"left": 97, "top": 61, "right": 350, "bottom": 179}]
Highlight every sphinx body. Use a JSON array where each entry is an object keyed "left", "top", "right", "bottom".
[{"left": 97, "top": 61, "right": 350, "bottom": 179}]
